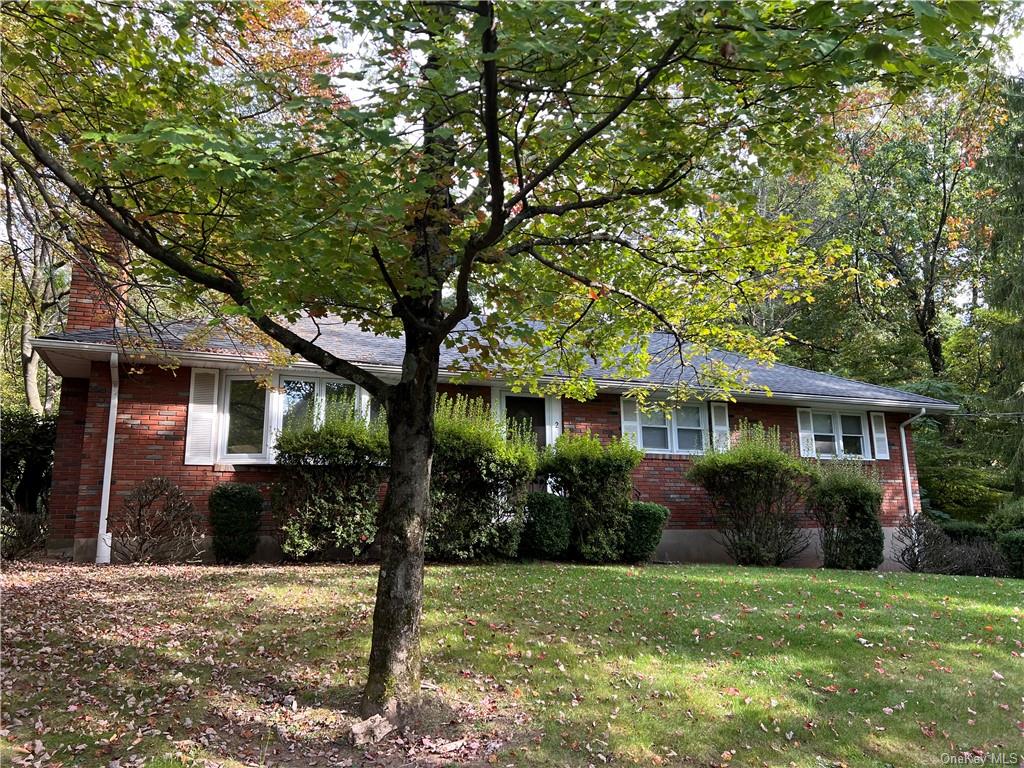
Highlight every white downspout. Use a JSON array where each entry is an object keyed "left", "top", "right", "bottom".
[
  {"left": 899, "top": 407, "right": 927, "bottom": 521},
  {"left": 95, "top": 351, "right": 119, "bottom": 564}
]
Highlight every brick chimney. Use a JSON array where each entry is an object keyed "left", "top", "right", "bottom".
[{"left": 66, "top": 227, "right": 127, "bottom": 333}]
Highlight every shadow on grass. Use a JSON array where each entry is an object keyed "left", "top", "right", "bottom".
[{"left": 2, "top": 562, "right": 1020, "bottom": 766}]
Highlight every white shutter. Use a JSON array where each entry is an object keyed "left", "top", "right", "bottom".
[
  {"left": 544, "top": 395, "right": 562, "bottom": 447},
  {"left": 710, "top": 402, "right": 730, "bottom": 452},
  {"left": 620, "top": 396, "right": 640, "bottom": 448},
  {"left": 870, "top": 412, "right": 890, "bottom": 460},
  {"left": 185, "top": 369, "right": 219, "bottom": 465},
  {"left": 796, "top": 408, "right": 816, "bottom": 458}
]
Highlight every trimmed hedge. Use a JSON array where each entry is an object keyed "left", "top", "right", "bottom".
[
  {"left": 809, "top": 462, "right": 884, "bottom": 570},
  {"left": 272, "top": 394, "right": 538, "bottom": 562},
  {"left": 209, "top": 483, "right": 263, "bottom": 563},
  {"left": 938, "top": 519, "right": 990, "bottom": 543},
  {"left": 997, "top": 529, "right": 1024, "bottom": 579},
  {"left": 520, "top": 492, "right": 571, "bottom": 559},
  {"left": 622, "top": 501, "right": 669, "bottom": 563},
  {"left": 427, "top": 395, "right": 538, "bottom": 561},
  {"left": 273, "top": 400, "right": 387, "bottom": 560},
  {"left": 540, "top": 432, "right": 643, "bottom": 562}
]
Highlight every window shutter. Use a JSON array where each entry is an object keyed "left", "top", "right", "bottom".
[
  {"left": 544, "top": 395, "right": 562, "bottom": 447},
  {"left": 185, "top": 369, "right": 219, "bottom": 465},
  {"left": 620, "top": 396, "right": 640, "bottom": 447},
  {"left": 870, "top": 412, "right": 890, "bottom": 460},
  {"left": 710, "top": 403, "right": 730, "bottom": 452},
  {"left": 796, "top": 408, "right": 816, "bottom": 458}
]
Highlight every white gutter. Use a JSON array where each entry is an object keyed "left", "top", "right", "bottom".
[
  {"left": 95, "top": 351, "right": 119, "bottom": 564},
  {"left": 899, "top": 407, "right": 928, "bottom": 521}
]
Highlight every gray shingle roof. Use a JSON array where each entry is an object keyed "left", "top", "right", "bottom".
[{"left": 38, "top": 318, "right": 955, "bottom": 410}]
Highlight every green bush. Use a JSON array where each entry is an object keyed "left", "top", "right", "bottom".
[
  {"left": 519, "top": 492, "right": 571, "bottom": 559},
  {"left": 209, "top": 482, "right": 264, "bottom": 563},
  {"left": 1, "top": 408, "right": 56, "bottom": 518},
  {"left": 918, "top": 463, "right": 1008, "bottom": 522},
  {"left": 273, "top": 399, "right": 387, "bottom": 560},
  {"left": 622, "top": 501, "right": 669, "bottom": 563},
  {"left": 996, "top": 529, "right": 1024, "bottom": 579},
  {"left": 938, "top": 518, "right": 990, "bottom": 543},
  {"left": 809, "top": 462, "right": 884, "bottom": 570},
  {"left": 689, "top": 422, "right": 813, "bottom": 566},
  {"left": 540, "top": 431, "right": 643, "bottom": 562},
  {"left": 427, "top": 395, "right": 538, "bottom": 561},
  {"left": 987, "top": 498, "right": 1024, "bottom": 537}
]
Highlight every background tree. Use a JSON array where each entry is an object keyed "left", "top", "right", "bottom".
[
  {"left": 1, "top": 0, "right": 1002, "bottom": 719},
  {"left": 1, "top": 162, "right": 69, "bottom": 414},
  {"left": 983, "top": 75, "right": 1024, "bottom": 494}
]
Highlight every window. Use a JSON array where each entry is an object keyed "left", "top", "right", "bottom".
[
  {"left": 622, "top": 398, "right": 722, "bottom": 455},
  {"left": 640, "top": 410, "right": 670, "bottom": 450},
  {"left": 797, "top": 408, "right": 871, "bottom": 460},
  {"left": 281, "top": 378, "right": 316, "bottom": 431},
  {"left": 839, "top": 414, "right": 865, "bottom": 457},
  {"left": 207, "top": 372, "right": 375, "bottom": 464},
  {"left": 812, "top": 412, "right": 836, "bottom": 457},
  {"left": 675, "top": 405, "right": 704, "bottom": 452},
  {"left": 324, "top": 380, "right": 357, "bottom": 421},
  {"left": 223, "top": 378, "right": 268, "bottom": 458}
]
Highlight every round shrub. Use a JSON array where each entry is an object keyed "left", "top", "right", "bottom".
[
  {"left": 520, "top": 492, "right": 571, "bottom": 559},
  {"left": 689, "top": 423, "right": 813, "bottom": 566},
  {"left": 209, "top": 482, "right": 263, "bottom": 563},
  {"left": 540, "top": 432, "right": 643, "bottom": 563},
  {"left": 809, "top": 462, "right": 884, "bottom": 571},
  {"left": 997, "top": 529, "right": 1024, "bottom": 579},
  {"left": 113, "top": 477, "right": 203, "bottom": 563},
  {"left": 622, "top": 501, "right": 669, "bottom": 563}
]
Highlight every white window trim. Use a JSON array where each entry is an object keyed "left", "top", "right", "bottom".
[
  {"left": 801, "top": 407, "right": 873, "bottom": 461},
  {"left": 214, "top": 372, "right": 373, "bottom": 465},
  {"left": 622, "top": 397, "right": 722, "bottom": 457}
]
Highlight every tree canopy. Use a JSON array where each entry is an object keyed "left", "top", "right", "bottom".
[{"left": 1, "top": 0, "right": 1008, "bottom": 718}]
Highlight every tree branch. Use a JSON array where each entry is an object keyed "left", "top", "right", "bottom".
[{"left": 1, "top": 106, "right": 389, "bottom": 398}]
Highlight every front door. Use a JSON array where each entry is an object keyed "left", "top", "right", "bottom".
[{"left": 504, "top": 395, "right": 547, "bottom": 450}]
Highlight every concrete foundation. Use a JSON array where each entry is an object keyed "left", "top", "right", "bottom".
[{"left": 655, "top": 526, "right": 904, "bottom": 570}]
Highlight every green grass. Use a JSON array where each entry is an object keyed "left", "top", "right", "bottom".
[{"left": 1, "top": 563, "right": 1021, "bottom": 767}]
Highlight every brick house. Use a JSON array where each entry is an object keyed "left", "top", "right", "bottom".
[{"left": 36, "top": 265, "right": 956, "bottom": 565}]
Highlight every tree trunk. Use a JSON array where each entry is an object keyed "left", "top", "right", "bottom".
[
  {"left": 21, "top": 322, "right": 43, "bottom": 415},
  {"left": 360, "top": 331, "right": 440, "bottom": 720},
  {"left": 915, "top": 294, "right": 945, "bottom": 376}
]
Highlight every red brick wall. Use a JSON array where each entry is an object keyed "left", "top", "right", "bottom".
[
  {"left": 63, "top": 370, "right": 498, "bottom": 549},
  {"left": 560, "top": 395, "right": 919, "bottom": 529},
  {"left": 66, "top": 226, "right": 126, "bottom": 332},
  {"left": 47, "top": 378, "right": 89, "bottom": 543},
  {"left": 56, "top": 364, "right": 920, "bottom": 553}
]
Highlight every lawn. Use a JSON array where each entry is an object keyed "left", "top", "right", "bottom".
[{"left": 1, "top": 563, "right": 1021, "bottom": 767}]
